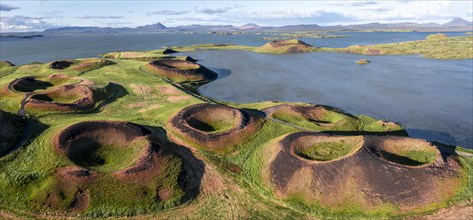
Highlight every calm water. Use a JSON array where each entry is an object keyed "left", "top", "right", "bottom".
[
  {"left": 1, "top": 32, "right": 472, "bottom": 148},
  {"left": 188, "top": 50, "right": 473, "bottom": 148},
  {"left": 0, "top": 32, "right": 467, "bottom": 65}
]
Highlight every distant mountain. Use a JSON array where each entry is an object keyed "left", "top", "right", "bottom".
[
  {"left": 172, "top": 24, "right": 235, "bottom": 32},
  {"left": 40, "top": 18, "right": 473, "bottom": 35},
  {"left": 238, "top": 23, "right": 263, "bottom": 30},
  {"left": 442, "top": 18, "right": 472, "bottom": 27},
  {"left": 135, "top": 23, "right": 167, "bottom": 31},
  {"left": 269, "top": 24, "right": 323, "bottom": 31},
  {"left": 327, "top": 22, "right": 441, "bottom": 31},
  {"left": 44, "top": 26, "right": 132, "bottom": 34}
]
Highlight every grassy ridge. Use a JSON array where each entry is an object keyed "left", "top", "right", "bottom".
[{"left": 326, "top": 34, "right": 473, "bottom": 59}]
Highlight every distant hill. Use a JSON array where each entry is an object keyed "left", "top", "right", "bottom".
[
  {"left": 269, "top": 24, "right": 323, "bottom": 31},
  {"left": 40, "top": 18, "right": 473, "bottom": 35},
  {"left": 442, "top": 18, "right": 472, "bottom": 27},
  {"left": 135, "top": 23, "right": 167, "bottom": 31},
  {"left": 238, "top": 23, "right": 263, "bottom": 30},
  {"left": 172, "top": 24, "right": 235, "bottom": 32},
  {"left": 44, "top": 26, "right": 132, "bottom": 34}
]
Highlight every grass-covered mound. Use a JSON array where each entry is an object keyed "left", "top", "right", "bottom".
[
  {"left": 264, "top": 104, "right": 405, "bottom": 134},
  {"left": 366, "top": 136, "right": 441, "bottom": 167},
  {"left": 170, "top": 103, "right": 262, "bottom": 152},
  {"left": 0, "top": 110, "right": 26, "bottom": 155},
  {"left": 425, "top": 33, "right": 449, "bottom": 41},
  {"left": 103, "top": 51, "right": 175, "bottom": 61},
  {"left": 25, "top": 84, "right": 97, "bottom": 112},
  {"left": 0, "top": 61, "right": 17, "bottom": 78},
  {"left": 144, "top": 59, "right": 217, "bottom": 83},
  {"left": 263, "top": 132, "right": 466, "bottom": 215},
  {"left": 255, "top": 39, "right": 317, "bottom": 54},
  {"left": 331, "top": 35, "right": 473, "bottom": 59},
  {"left": 49, "top": 58, "right": 113, "bottom": 72},
  {"left": 26, "top": 120, "right": 202, "bottom": 214},
  {"left": 0, "top": 60, "right": 15, "bottom": 68}
]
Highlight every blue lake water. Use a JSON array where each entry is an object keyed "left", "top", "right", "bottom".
[
  {"left": 187, "top": 50, "right": 473, "bottom": 148},
  {"left": 1, "top": 32, "right": 472, "bottom": 148}
]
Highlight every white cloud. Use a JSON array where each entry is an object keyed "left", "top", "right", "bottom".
[
  {"left": 351, "top": 1, "right": 452, "bottom": 22},
  {"left": 146, "top": 10, "right": 190, "bottom": 16},
  {"left": 0, "top": 15, "right": 59, "bottom": 32},
  {"left": 75, "top": 15, "right": 125, "bottom": 19},
  {"left": 195, "top": 5, "right": 242, "bottom": 14}
]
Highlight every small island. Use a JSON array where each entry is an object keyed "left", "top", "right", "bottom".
[{"left": 356, "top": 59, "right": 371, "bottom": 64}]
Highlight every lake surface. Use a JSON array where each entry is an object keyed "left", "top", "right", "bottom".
[
  {"left": 188, "top": 50, "right": 473, "bottom": 148},
  {"left": 0, "top": 31, "right": 467, "bottom": 65},
  {"left": 1, "top": 32, "right": 472, "bottom": 148}
]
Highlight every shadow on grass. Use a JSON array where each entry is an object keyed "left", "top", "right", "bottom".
[
  {"left": 379, "top": 151, "right": 426, "bottom": 166},
  {"left": 87, "top": 82, "right": 129, "bottom": 113},
  {"left": 0, "top": 116, "right": 49, "bottom": 158},
  {"left": 144, "top": 125, "right": 205, "bottom": 204}
]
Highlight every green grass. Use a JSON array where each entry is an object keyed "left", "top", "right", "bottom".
[
  {"left": 270, "top": 105, "right": 405, "bottom": 133},
  {"left": 0, "top": 61, "right": 18, "bottom": 78},
  {"left": 189, "top": 117, "right": 237, "bottom": 133},
  {"left": 403, "top": 150, "right": 438, "bottom": 164},
  {"left": 297, "top": 141, "right": 352, "bottom": 161},
  {"left": 381, "top": 148, "right": 438, "bottom": 166},
  {"left": 67, "top": 138, "right": 148, "bottom": 173},
  {"left": 328, "top": 35, "right": 473, "bottom": 59},
  {"left": 32, "top": 92, "right": 82, "bottom": 103}
]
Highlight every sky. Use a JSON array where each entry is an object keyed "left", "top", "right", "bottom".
[{"left": 1, "top": 0, "right": 472, "bottom": 32}]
